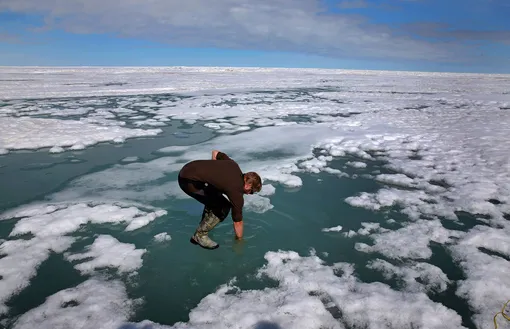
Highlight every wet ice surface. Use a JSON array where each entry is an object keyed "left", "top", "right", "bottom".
[{"left": 1, "top": 67, "right": 510, "bottom": 329}]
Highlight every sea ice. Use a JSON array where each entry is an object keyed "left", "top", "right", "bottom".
[
  {"left": 1, "top": 67, "right": 509, "bottom": 329},
  {"left": 64, "top": 235, "right": 146, "bottom": 275},
  {"left": 0, "top": 236, "right": 75, "bottom": 315},
  {"left": 321, "top": 225, "right": 343, "bottom": 232},
  {"left": 0, "top": 117, "right": 162, "bottom": 153},
  {"left": 11, "top": 278, "right": 136, "bottom": 329},
  {"left": 154, "top": 232, "right": 171, "bottom": 242},
  {"left": 124, "top": 250, "right": 466, "bottom": 329},
  {"left": 354, "top": 219, "right": 463, "bottom": 260}
]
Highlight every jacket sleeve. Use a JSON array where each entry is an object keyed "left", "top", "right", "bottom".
[
  {"left": 227, "top": 191, "right": 244, "bottom": 222},
  {"left": 216, "top": 151, "right": 232, "bottom": 161}
]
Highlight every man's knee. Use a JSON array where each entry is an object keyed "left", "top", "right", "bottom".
[{"left": 214, "top": 202, "right": 231, "bottom": 220}]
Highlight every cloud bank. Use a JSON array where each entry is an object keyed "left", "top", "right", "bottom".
[{"left": 0, "top": 0, "right": 501, "bottom": 63}]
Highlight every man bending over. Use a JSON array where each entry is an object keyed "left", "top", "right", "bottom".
[{"left": 178, "top": 150, "right": 262, "bottom": 249}]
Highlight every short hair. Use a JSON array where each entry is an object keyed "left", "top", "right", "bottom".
[{"left": 244, "top": 172, "right": 262, "bottom": 193}]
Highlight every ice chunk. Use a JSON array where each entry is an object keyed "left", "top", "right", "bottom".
[
  {"left": 125, "top": 209, "right": 168, "bottom": 231},
  {"left": 367, "top": 259, "right": 450, "bottom": 293},
  {"left": 69, "top": 142, "right": 86, "bottom": 150},
  {"left": 258, "top": 184, "right": 276, "bottom": 196},
  {"left": 345, "top": 188, "right": 445, "bottom": 221},
  {"left": 357, "top": 222, "right": 386, "bottom": 235},
  {"left": 65, "top": 235, "right": 146, "bottom": 275},
  {"left": 244, "top": 195, "right": 274, "bottom": 214},
  {"left": 6, "top": 203, "right": 167, "bottom": 238},
  {"left": 450, "top": 225, "right": 510, "bottom": 329},
  {"left": 343, "top": 222, "right": 385, "bottom": 238},
  {"left": 154, "top": 232, "right": 171, "bottom": 242},
  {"left": 346, "top": 161, "right": 367, "bottom": 168},
  {"left": 355, "top": 219, "right": 462, "bottom": 260},
  {"left": 0, "top": 236, "right": 74, "bottom": 315},
  {"left": 321, "top": 225, "right": 343, "bottom": 232},
  {"left": 12, "top": 279, "right": 136, "bottom": 329},
  {"left": 375, "top": 173, "right": 416, "bottom": 188},
  {"left": 0, "top": 117, "right": 162, "bottom": 153},
  {"left": 49, "top": 146, "right": 64, "bottom": 153}
]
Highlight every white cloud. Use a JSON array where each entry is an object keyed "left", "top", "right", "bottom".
[{"left": 0, "top": 0, "right": 465, "bottom": 62}]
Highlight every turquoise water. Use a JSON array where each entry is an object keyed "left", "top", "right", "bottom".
[{"left": 0, "top": 124, "right": 212, "bottom": 212}]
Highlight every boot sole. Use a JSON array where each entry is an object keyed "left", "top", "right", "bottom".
[{"left": 190, "top": 237, "right": 219, "bottom": 250}]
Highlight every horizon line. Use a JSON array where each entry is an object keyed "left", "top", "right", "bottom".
[{"left": 1, "top": 64, "right": 508, "bottom": 76}]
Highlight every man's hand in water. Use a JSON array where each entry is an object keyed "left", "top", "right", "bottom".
[
  {"left": 232, "top": 235, "right": 245, "bottom": 254},
  {"left": 233, "top": 220, "right": 243, "bottom": 239}
]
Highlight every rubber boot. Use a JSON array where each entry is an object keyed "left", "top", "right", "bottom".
[{"left": 190, "top": 207, "right": 221, "bottom": 249}]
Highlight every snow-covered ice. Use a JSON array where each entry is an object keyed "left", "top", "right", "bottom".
[
  {"left": 64, "top": 235, "right": 146, "bottom": 275},
  {"left": 11, "top": 278, "right": 136, "bottom": 329},
  {"left": 0, "top": 117, "right": 162, "bottom": 154}
]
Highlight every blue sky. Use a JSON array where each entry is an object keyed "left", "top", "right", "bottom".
[{"left": 0, "top": 0, "right": 509, "bottom": 73}]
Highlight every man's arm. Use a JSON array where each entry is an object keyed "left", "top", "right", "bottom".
[
  {"left": 233, "top": 221, "right": 243, "bottom": 240},
  {"left": 212, "top": 150, "right": 232, "bottom": 161},
  {"left": 228, "top": 191, "right": 244, "bottom": 239}
]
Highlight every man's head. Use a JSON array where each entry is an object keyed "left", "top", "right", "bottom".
[{"left": 243, "top": 172, "right": 262, "bottom": 194}]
